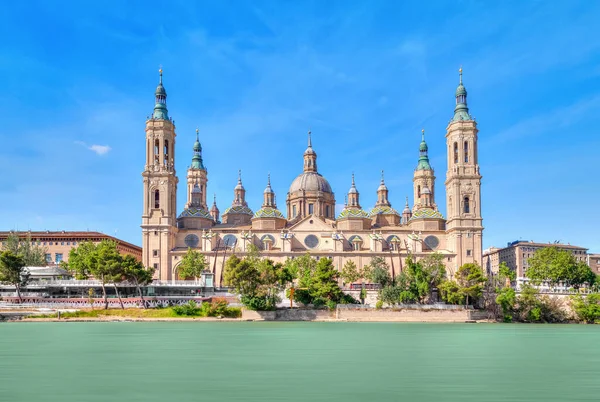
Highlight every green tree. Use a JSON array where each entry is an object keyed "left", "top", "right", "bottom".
[
  {"left": 0, "top": 251, "right": 29, "bottom": 303},
  {"left": 2, "top": 232, "right": 47, "bottom": 267},
  {"left": 122, "top": 255, "right": 155, "bottom": 309},
  {"left": 368, "top": 257, "right": 393, "bottom": 288},
  {"left": 308, "top": 258, "right": 344, "bottom": 307},
  {"left": 495, "top": 287, "right": 516, "bottom": 322},
  {"left": 526, "top": 246, "right": 595, "bottom": 288},
  {"left": 178, "top": 248, "right": 207, "bottom": 280},
  {"left": 65, "top": 240, "right": 122, "bottom": 310},
  {"left": 340, "top": 260, "right": 360, "bottom": 285},
  {"left": 439, "top": 280, "right": 463, "bottom": 305},
  {"left": 571, "top": 294, "right": 600, "bottom": 324},
  {"left": 380, "top": 285, "right": 401, "bottom": 306},
  {"left": 456, "top": 263, "right": 487, "bottom": 307},
  {"left": 498, "top": 262, "right": 516, "bottom": 283}
]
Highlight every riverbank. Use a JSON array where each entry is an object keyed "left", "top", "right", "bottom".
[{"left": 2, "top": 306, "right": 491, "bottom": 323}]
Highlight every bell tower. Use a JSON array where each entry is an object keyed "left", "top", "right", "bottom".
[
  {"left": 141, "top": 68, "right": 179, "bottom": 280},
  {"left": 445, "top": 68, "right": 483, "bottom": 272}
]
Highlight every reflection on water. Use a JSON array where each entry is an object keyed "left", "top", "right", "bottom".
[{"left": 0, "top": 322, "right": 599, "bottom": 401}]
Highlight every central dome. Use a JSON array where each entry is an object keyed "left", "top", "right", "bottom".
[{"left": 289, "top": 172, "right": 333, "bottom": 194}]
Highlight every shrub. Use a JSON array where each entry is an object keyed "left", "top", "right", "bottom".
[
  {"left": 571, "top": 294, "right": 600, "bottom": 324},
  {"left": 375, "top": 300, "right": 383, "bottom": 309},
  {"left": 241, "top": 295, "right": 270, "bottom": 311},
  {"left": 173, "top": 301, "right": 201, "bottom": 316},
  {"left": 495, "top": 287, "right": 516, "bottom": 323},
  {"left": 326, "top": 300, "right": 337, "bottom": 311}
]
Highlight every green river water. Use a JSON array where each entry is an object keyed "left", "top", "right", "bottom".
[{"left": 0, "top": 322, "right": 598, "bottom": 401}]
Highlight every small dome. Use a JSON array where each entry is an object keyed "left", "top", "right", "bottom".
[
  {"left": 419, "top": 139, "right": 428, "bottom": 152},
  {"left": 378, "top": 181, "right": 387, "bottom": 192},
  {"left": 304, "top": 146, "right": 316, "bottom": 156},
  {"left": 155, "top": 83, "right": 166, "bottom": 97},
  {"left": 253, "top": 207, "right": 284, "bottom": 219},
  {"left": 223, "top": 205, "right": 253, "bottom": 216},
  {"left": 289, "top": 172, "right": 333, "bottom": 194},
  {"left": 455, "top": 83, "right": 466, "bottom": 97},
  {"left": 264, "top": 175, "right": 273, "bottom": 194},
  {"left": 348, "top": 186, "right": 358, "bottom": 194},
  {"left": 193, "top": 140, "right": 201, "bottom": 153},
  {"left": 403, "top": 204, "right": 411, "bottom": 214},
  {"left": 369, "top": 206, "right": 400, "bottom": 217}
]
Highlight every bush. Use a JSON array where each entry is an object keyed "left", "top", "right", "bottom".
[
  {"left": 326, "top": 300, "right": 337, "bottom": 311},
  {"left": 495, "top": 287, "right": 516, "bottom": 323},
  {"left": 571, "top": 294, "right": 600, "bottom": 324},
  {"left": 240, "top": 295, "right": 270, "bottom": 311},
  {"left": 375, "top": 300, "right": 383, "bottom": 309},
  {"left": 173, "top": 301, "right": 201, "bottom": 316}
]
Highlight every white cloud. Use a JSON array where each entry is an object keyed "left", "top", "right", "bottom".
[{"left": 75, "top": 141, "right": 111, "bottom": 155}]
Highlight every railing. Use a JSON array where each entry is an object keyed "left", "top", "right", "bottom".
[{"left": 0, "top": 279, "right": 207, "bottom": 288}]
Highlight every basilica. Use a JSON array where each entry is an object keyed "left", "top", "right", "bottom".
[{"left": 141, "top": 69, "right": 483, "bottom": 283}]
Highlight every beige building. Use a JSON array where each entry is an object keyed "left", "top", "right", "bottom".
[
  {"left": 588, "top": 254, "right": 600, "bottom": 275},
  {"left": 0, "top": 231, "right": 142, "bottom": 265},
  {"left": 142, "top": 68, "right": 484, "bottom": 283},
  {"left": 483, "top": 241, "right": 588, "bottom": 278}
]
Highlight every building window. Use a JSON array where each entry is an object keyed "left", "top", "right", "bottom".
[
  {"left": 45, "top": 253, "right": 52, "bottom": 263},
  {"left": 61, "top": 242, "right": 65, "bottom": 246},
  {"left": 308, "top": 203, "right": 314, "bottom": 215},
  {"left": 153, "top": 263, "right": 159, "bottom": 270},
  {"left": 154, "top": 139, "right": 160, "bottom": 164},
  {"left": 453, "top": 142, "right": 458, "bottom": 163},
  {"left": 164, "top": 139, "right": 169, "bottom": 166},
  {"left": 154, "top": 231, "right": 158, "bottom": 236},
  {"left": 154, "top": 190, "right": 160, "bottom": 208},
  {"left": 463, "top": 196, "right": 470, "bottom": 214},
  {"left": 153, "top": 250, "right": 159, "bottom": 257},
  {"left": 55, "top": 253, "right": 63, "bottom": 263},
  {"left": 67, "top": 242, "right": 70, "bottom": 246},
  {"left": 464, "top": 141, "right": 469, "bottom": 163},
  {"left": 326, "top": 205, "right": 330, "bottom": 218},
  {"left": 292, "top": 205, "right": 297, "bottom": 218},
  {"left": 467, "top": 250, "right": 472, "bottom": 257},
  {"left": 417, "top": 185, "right": 421, "bottom": 198}
]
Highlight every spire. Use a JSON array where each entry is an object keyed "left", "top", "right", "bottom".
[
  {"left": 303, "top": 130, "right": 317, "bottom": 172},
  {"left": 348, "top": 173, "right": 358, "bottom": 194},
  {"left": 453, "top": 66, "right": 471, "bottom": 122},
  {"left": 191, "top": 128, "right": 205, "bottom": 170},
  {"left": 152, "top": 66, "right": 169, "bottom": 120},
  {"left": 264, "top": 173, "right": 274, "bottom": 194},
  {"left": 416, "top": 129, "right": 432, "bottom": 170},
  {"left": 403, "top": 196, "right": 411, "bottom": 213},
  {"left": 235, "top": 169, "right": 244, "bottom": 190}
]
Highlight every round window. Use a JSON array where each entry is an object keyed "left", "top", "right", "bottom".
[
  {"left": 424, "top": 235, "right": 439, "bottom": 250},
  {"left": 184, "top": 234, "right": 199, "bottom": 248},
  {"left": 260, "top": 234, "right": 276, "bottom": 250},
  {"left": 304, "top": 234, "right": 319, "bottom": 249},
  {"left": 223, "top": 234, "right": 237, "bottom": 247}
]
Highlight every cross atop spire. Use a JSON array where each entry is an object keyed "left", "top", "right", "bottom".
[
  {"left": 159, "top": 65, "right": 163, "bottom": 84},
  {"left": 195, "top": 127, "right": 199, "bottom": 141},
  {"left": 421, "top": 128, "right": 425, "bottom": 142},
  {"left": 459, "top": 66, "right": 462, "bottom": 85},
  {"left": 238, "top": 169, "right": 242, "bottom": 184},
  {"left": 307, "top": 130, "right": 312, "bottom": 148},
  {"left": 381, "top": 170, "right": 385, "bottom": 183}
]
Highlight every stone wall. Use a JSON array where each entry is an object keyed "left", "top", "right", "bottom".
[
  {"left": 242, "top": 306, "right": 485, "bottom": 322},
  {"left": 336, "top": 307, "right": 478, "bottom": 322}
]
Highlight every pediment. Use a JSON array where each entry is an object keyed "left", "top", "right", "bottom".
[{"left": 288, "top": 214, "right": 334, "bottom": 232}]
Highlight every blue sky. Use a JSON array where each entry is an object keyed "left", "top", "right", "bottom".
[{"left": 1, "top": 1, "right": 599, "bottom": 252}]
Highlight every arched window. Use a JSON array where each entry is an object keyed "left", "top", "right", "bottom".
[
  {"left": 154, "top": 190, "right": 160, "bottom": 209},
  {"left": 453, "top": 142, "right": 458, "bottom": 163},
  {"left": 326, "top": 205, "right": 330, "bottom": 218},
  {"left": 164, "top": 140, "right": 169, "bottom": 166},
  {"left": 417, "top": 185, "right": 421, "bottom": 198},
  {"left": 154, "top": 139, "right": 160, "bottom": 164},
  {"left": 292, "top": 205, "right": 297, "bottom": 217},
  {"left": 463, "top": 196, "right": 470, "bottom": 214},
  {"left": 464, "top": 141, "right": 469, "bottom": 163}
]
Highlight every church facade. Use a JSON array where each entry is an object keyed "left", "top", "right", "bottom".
[{"left": 141, "top": 69, "right": 483, "bottom": 283}]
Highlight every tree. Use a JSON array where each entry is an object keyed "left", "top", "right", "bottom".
[
  {"left": 65, "top": 240, "right": 122, "bottom": 310},
  {"left": 308, "top": 258, "right": 344, "bottom": 307},
  {"left": 571, "top": 294, "right": 600, "bottom": 324},
  {"left": 178, "top": 248, "right": 207, "bottom": 280},
  {"left": 455, "top": 263, "right": 487, "bottom": 307},
  {"left": 122, "top": 255, "right": 155, "bottom": 308},
  {"left": 498, "top": 262, "right": 516, "bottom": 283},
  {"left": 495, "top": 287, "right": 516, "bottom": 322},
  {"left": 223, "top": 253, "right": 295, "bottom": 311},
  {"left": 340, "top": 260, "right": 360, "bottom": 285},
  {"left": 2, "top": 232, "right": 47, "bottom": 267},
  {"left": 526, "top": 246, "right": 595, "bottom": 288},
  {"left": 369, "top": 257, "right": 393, "bottom": 288},
  {"left": 439, "top": 280, "right": 463, "bottom": 305},
  {"left": 0, "top": 251, "right": 29, "bottom": 303}
]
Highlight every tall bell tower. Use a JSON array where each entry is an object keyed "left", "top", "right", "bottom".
[
  {"left": 445, "top": 68, "right": 483, "bottom": 272},
  {"left": 141, "top": 68, "right": 179, "bottom": 280}
]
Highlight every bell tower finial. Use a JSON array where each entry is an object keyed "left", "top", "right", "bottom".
[
  {"left": 308, "top": 130, "right": 312, "bottom": 148},
  {"left": 459, "top": 66, "right": 462, "bottom": 84}
]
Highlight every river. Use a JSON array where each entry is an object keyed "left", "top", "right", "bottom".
[{"left": 0, "top": 322, "right": 598, "bottom": 401}]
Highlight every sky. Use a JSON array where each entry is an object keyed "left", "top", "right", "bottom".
[{"left": 1, "top": 1, "right": 599, "bottom": 253}]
